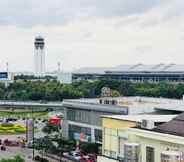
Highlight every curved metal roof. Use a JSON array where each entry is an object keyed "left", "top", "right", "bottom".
[{"left": 73, "top": 64, "right": 184, "bottom": 74}]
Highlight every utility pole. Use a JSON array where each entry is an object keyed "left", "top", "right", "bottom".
[{"left": 32, "top": 107, "right": 35, "bottom": 160}]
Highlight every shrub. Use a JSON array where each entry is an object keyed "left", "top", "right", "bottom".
[{"left": 1, "top": 123, "right": 14, "bottom": 127}]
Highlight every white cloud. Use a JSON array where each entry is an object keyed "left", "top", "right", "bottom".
[{"left": 0, "top": 0, "right": 184, "bottom": 72}]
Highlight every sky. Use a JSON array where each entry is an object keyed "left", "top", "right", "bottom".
[{"left": 0, "top": 0, "right": 184, "bottom": 72}]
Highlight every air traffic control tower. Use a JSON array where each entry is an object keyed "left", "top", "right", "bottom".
[{"left": 34, "top": 36, "right": 45, "bottom": 76}]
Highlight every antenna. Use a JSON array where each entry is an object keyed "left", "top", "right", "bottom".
[
  {"left": 6, "top": 62, "right": 9, "bottom": 73},
  {"left": 57, "top": 62, "right": 61, "bottom": 73}
]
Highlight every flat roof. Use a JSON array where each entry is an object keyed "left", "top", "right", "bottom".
[
  {"left": 63, "top": 96, "right": 184, "bottom": 109},
  {"left": 102, "top": 114, "right": 177, "bottom": 123},
  {"left": 155, "top": 103, "right": 184, "bottom": 112}
]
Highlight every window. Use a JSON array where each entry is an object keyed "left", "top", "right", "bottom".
[
  {"left": 110, "top": 151, "right": 117, "bottom": 159},
  {"left": 67, "top": 109, "right": 91, "bottom": 123},
  {"left": 67, "top": 109, "right": 76, "bottom": 121},
  {"left": 69, "top": 125, "right": 91, "bottom": 142},
  {"left": 95, "top": 129, "right": 102, "bottom": 142},
  {"left": 104, "top": 150, "right": 117, "bottom": 159},
  {"left": 119, "top": 137, "right": 128, "bottom": 158},
  {"left": 103, "top": 128, "right": 118, "bottom": 159},
  {"left": 146, "top": 146, "right": 155, "bottom": 162}
]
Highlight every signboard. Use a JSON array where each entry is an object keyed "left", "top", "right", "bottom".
[
  {"left": 26, "top": 119, "right": 33, "bottom": 142},
  {"left": 0, "top": 72, "right": 8, "bottom": 79},
  {"left": 73, "top": 132, "right": 91, "bottom": 142},
  {"left": 48, "top": 117, "right": 62, "bottom": 125}
]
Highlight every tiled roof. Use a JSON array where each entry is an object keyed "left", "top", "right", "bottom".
[{"left": 154, "top": 113, "right": 184, "bottom": 136}]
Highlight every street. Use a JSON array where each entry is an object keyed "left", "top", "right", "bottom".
[{"left": 0, "top": 146, "right": 35, "bottom": 162}]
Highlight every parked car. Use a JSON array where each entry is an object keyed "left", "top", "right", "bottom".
[{"left": 1, "top": 145, "right": 6, "bottom": 151}]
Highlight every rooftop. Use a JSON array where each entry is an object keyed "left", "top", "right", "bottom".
[
  {"left": 63, "top": 96, "right": 184, "bottom": 108},
  {"left": 154, "top": 113, "right": 184, "bottom": 136},
  {"left": 73, "top": 64, "right": 184, "bottom": 74},
  {"left": 102, "top": 114, "right": 177, "bottom": 123},
  {"left": 63, "top": 96, "right": 184, "bottom": 114}
]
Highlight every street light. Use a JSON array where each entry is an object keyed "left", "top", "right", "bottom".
[{"left": 32, "top": 107, "right": 35, "bottom": 160}]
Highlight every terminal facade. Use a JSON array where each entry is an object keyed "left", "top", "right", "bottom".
[{"left": 72, "top": 64, "right": 184, "bottom": 83}]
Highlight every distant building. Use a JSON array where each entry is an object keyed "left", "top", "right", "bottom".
[
  {"left": 34, "top": 36, "right": 45, "bottom": 76},
  {"left": 57, "top": 72, "right": 72, "bottom": 84},
  {"left": 72, "top": 64, "right": 184, "bottom": 83},
  {"left": 0, "top": 72, "right": 14, "bottom": 86}
]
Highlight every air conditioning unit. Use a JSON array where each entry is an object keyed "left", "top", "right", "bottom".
[
  {"left": 161, "top": 151, "right": 182, "bottom": 162},
  {"left": 124, "top": 143, "right": 140, "bottom": 162},
  {"left": 141, "top": 119, "right": 155, "bottom": 129}
]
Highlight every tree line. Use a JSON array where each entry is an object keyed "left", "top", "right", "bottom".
[{"left": 0, "top": 80, "right": 184, "bottom": 101}]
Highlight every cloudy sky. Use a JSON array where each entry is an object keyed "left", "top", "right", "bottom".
[{"left": 0, "top": 0, "right": 184, "bottom": 72}]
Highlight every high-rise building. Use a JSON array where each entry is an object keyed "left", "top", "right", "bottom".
[{"left": 34, "top": 36, "right": 45, "bottom": 76}]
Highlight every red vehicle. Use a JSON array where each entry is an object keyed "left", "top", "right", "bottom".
[{"left": 87, "top": 159, "right": 94, "bottom": 162}]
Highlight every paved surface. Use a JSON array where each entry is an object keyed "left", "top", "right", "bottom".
[
  {"left": 0, "top": 113, "right": 63, "bottom": 161},
  {"left": 0, "top": 119, "right": 46, "bottom": 141},
  {"left": 0, "top": 146, "right": 36, "bottom": 162}
]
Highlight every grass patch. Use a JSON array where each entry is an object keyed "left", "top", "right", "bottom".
[
  {"left": 0, "top": 111, "right": 48, "bottom": 119},
  {"left": 0, "top": 123, "right": 26, "bottom": 135}
]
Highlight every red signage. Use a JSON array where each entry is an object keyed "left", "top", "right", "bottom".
[{"left": 48, "top": 117, "right": 61, "bottom": 125}]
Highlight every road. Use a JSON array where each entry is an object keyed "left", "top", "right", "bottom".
[{"left": 0, "top": 146, "right": 36, "bottom": 162}]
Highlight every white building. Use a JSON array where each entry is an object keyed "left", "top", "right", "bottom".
[
  {"left": 57, "top": 72, "right": 72, "bottom": 84},
  {"left": 34, "top": 36, "right": 45, "bottom": 76}
]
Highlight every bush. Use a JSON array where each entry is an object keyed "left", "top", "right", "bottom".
[
  {"left": 34, "top": 155, "right": 40, "bottom": 161},
  {"left": 0, "top": 124, "right": 26, "bottom": 134},
  {"left": 80, "top": 142, "right": 99, "bottom": 154},
  {"left": 1, "top": 123, "right": 14, "bottom": 127}
]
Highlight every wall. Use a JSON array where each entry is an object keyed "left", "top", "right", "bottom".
[
  {"left": 128, "top": 128, "right": 184, "bottom": 162},
  {"left": 97, "top": 156, "right": 119, "bottom": 162},
  {"left": 102, "top": 117, "right": 137, "bottom": 159}
]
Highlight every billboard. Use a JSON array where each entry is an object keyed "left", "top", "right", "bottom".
[
  {"left": 0, "top": 72, "right": 8, "bottom": 80},
  {"left": 73, "top": 132, "right": 91, "bottom": 142},
  {"left": 48, "top": 116, "right": 62, "bottom": 125}
]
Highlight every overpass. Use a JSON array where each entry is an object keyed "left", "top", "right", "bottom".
[{"left": 0, "top": 100, "right": 64, "bottom": 112}]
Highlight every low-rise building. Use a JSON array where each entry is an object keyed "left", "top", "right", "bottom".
[
  {"left": 127, "top": 113, "right": 184, "bottom": 162},
  {"left": 62, "top": 96, "right": 171, "bottom": 144},
  {"left": 98, "top": 114, "right": 176, "bottom": 162}
]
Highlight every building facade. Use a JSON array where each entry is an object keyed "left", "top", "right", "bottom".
[
  {"left": 62, "top": 99, "right": 129, "bottom": 144},
  {"left": 72, "top": 64, "right": 184, "bottom": 83},
  {"left": 34, "top": 36, "right": 45, "bottom": 76},
  {"left": 61, "top": 97, "right": 178, "bottom": 144},
  {"left": 127, "top": 113, "right": 184, "bottom": 162},
  {"left": 98, "top": 114, "right": 176, "bottom": 162}
]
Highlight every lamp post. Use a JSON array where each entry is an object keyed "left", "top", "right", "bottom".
[{"left": 32, "top": 107, "right": 35, "bottom": 160}]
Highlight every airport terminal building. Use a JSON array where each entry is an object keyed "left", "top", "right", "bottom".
[{"left": 72, "top": 64, "right": 184, "bottom": 83}]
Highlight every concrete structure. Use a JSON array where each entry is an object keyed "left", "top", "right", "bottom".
[
  {"left": 98, "top": 114, "right": 176, "bottom": 162},
  {"left": 61, "top": 96, "right": 181, "bottom": 144},
  {"left": 34, "top": 36, "right": 45, "bottom": 76},
  {"left": 0, "top": 100, "right": 64, "bottom": 112},
  {"left": 72, "top": 64, "right": 184, "bottom": 83}
]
